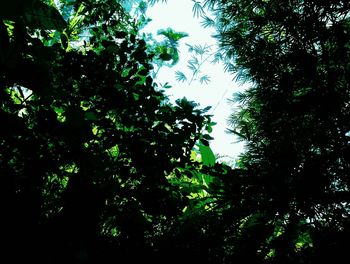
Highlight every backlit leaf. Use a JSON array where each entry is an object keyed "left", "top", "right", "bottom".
[{"left": 199, "top": 143, "right": 215, "bottom": 167}]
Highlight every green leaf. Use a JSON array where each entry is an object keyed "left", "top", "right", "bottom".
[
  {"left": 30, "top": 2, "right": 66, "bottom": 30},
  {"left": 84, "top": 111, "right": 98, "bottom": 121},
  {"left": 202, "top": 106, "right": 212, "bottom": 112},
  {"left": 202, "top": 134, "right": 214, "bottom": 140},
  {"left": 227, "top": 128, "right": 247, "bottom": 140},
  {"left": 157, "top": 28, "right": 188, "bottom": 42},
  {"left": 159, "top": 52, "right": 172, "bottom": 61},
  {"left": 199, "top": 143, "right": 215, "bottom": 167},
  {"left": 107, "top": 145, "right": 119, "bottom": 160},
  {"left": 137, "top": 67, "right": 149, "bottom": 76},
  {"left": 60, "top": 32, "right": 69, "bottom": 49}
]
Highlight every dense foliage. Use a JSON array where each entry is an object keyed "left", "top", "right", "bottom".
[
  {"left": 202, "top": 0, "right": 350, "bottom": 263},
  {"left": 1, "top": 0, "right": 349, "bottom": 263},
  {"left": 0, "top": 0, "right": 216, "bottom": 262}
]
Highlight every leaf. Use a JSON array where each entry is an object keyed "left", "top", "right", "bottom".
[
  {"left": 149, "top": 0, "right": 168, "bottom": 6},
  {"left": 202, "top": 106, "right": 212, "bottom": 112},
  {"left": 186, "top": 43, "right": 194, "bottom": 52},
  {"left": 189, "top": 56, "right": 199, "bottom": 65},
  {"left": 159, "top": 52, "right": 172, "bottom": 61},
  {"left": 200, "top": 138, "right": 209, "bottom": 146},
  {"left": 202, "top": 134, "right": 214, "bottom": 140},
  {"left": 190, "top": 150, "right": 198, "bottom": 161},
  {"left": 170, "top": 51, "right": 180, "bottom": 65},
  {"left": 211, "top": 52, "right": 223, "bottom": 64},
  {"left": 199, "top": 143, "right": 216, "bottom": 167},
  {"left": 192, "top": 1, "right": 204, "bottom": 18},
  {"left": 187, "top": 61, "right": 197, "bottom": 72},
  {"left": 162, "top": 82, "right": 172, "bottom": 89},
  {"left": 227, "top": 128, "right": 247, "bottom": 140},
  {"left": 157, "top": 28, "right": 188, "bottom": 42},
  {"left": 137, "top": 67, "right": 149, "bottom": 76},
  {"left": 0, "top": 1, "right": 66, "bottom": 30},
  {"left": 202, "top": 174, "right": 213, "bottom": 187},
  {"left": 175, "top": 71, "right": 187, "bottom": 82},
  {"left": 84, "top": 111, "right": 98, "bottom": 121},
  {"left": 25, "top": 1, "right": 67, "bottom": 30},
  {"left": 107, "top": 145, "right": 119, "bottom": 159},
  {"left": 193, "top": 44, "right": 210, "bottom": 55},
  {"left": 68, "top": 4, "right": 85, "bottom": 30},
  {"left": 199, "top": 75, "right": 211, "bottom": 84},
  {"left": 60, "top": 32, "right": 69, "bottom": 49},
  {"left": 201, "top": 15, "right": 215, "bottom": 28}
]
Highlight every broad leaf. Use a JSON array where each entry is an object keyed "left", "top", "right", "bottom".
[
  {"left": 199, "top": 143, "right": 215, "bottom": 167},
  {"left": 0, "top": 1, "right": 66, "bottom": 31}
]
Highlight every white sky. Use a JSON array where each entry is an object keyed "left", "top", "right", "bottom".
[{"left": 143, "top": 0, "right": 247, "bottom": 161}]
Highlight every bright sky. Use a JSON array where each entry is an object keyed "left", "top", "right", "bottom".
[{"left": 143, "top": 0, "right": 247, "bottom": 162}]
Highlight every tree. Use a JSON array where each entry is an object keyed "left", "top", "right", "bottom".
[
  {"left": 0, "top": 0, "right": 216, "bottom": 262},
  {"left": 5, "top": 0, "right": 349, "bottom": 263},
  {"left": 199, "top": 0, "right": 350, "bottom": 262}
]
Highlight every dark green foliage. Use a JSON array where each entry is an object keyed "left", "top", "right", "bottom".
[
  {"left": 0, "top": 0, "right": 214, "bottom": 262},
  {"left": 202, "top": 0, "right": 350, "bottom": 262},
  {"left": 2, "top": 0, "right": 349, "bottom": 263}
]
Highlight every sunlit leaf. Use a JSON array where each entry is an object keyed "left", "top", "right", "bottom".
[{"left": 199, "top": 143, "right": 216, "bottom": 167}]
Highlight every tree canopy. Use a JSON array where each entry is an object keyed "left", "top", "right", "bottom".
[
  {"left": 1, "top": 0, "right": 349, "bottom": 263},
  {"left": 205, "top": 0, "right": 350, "bottom": 262}
]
